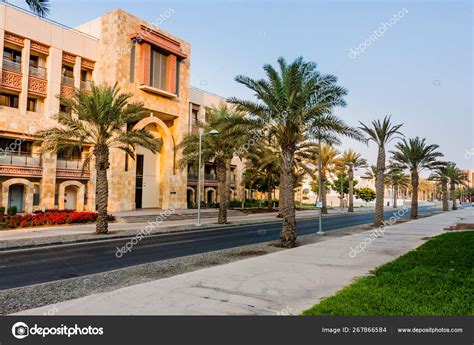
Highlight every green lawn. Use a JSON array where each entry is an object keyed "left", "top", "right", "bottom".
[{"left": 302, "top": 231, "right": 474, "bottom": 316}]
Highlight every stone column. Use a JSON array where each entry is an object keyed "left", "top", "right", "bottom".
[
  {"left": 19, "top": 39, "right": 31, "bottom": 114},
  {"left": 39, "top": 152, "right": 57, "bottom": 209},
  {"left": 73, "top": 56, "right": 81, "bottom": 89}
]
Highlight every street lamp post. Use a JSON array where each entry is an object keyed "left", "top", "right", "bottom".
[
  {"left": 316, "top": 138, "right": 324, "bottom": 235},
  {"left": 196, "top": 129, "right": 219, "bottom": 226}
]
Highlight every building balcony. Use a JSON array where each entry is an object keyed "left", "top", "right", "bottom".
[
  {"left": 0, "top": 152, "right": 43, "bottom": 177},
  {"left": 1, "top": 59, "right": 22, "bottom": 92},
  {"left": 29, "top": 64, "right": 47, "bottom": 79},
  {"left": 80, "top": 80, "right": 91, "bottom": 91},
  {"left": 187, "top": 172, "right": 235, "bottom": 187},
  {"left": 61, "top": 75, "right": 75, "bottom": 87},
  {"left": 2, "top": 58, "right": 21, "bottom": 73},
  {"left": 56, "top": 158, "right": 90, "bottom": 180}
]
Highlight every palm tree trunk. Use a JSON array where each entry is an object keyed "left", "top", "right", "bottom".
[
  {"left": 442, "top": 180, "right": 449, "bottom": 211},
  {"left": 279, "top": 148, "right": 296, "bottom": 248},
  {"left": 450, "top": 181, "right": 457, "bottom": 210},
  {"left": 411, "top": 170, "right": 419, "bottom": 219},
  {"left": 348, "top": 168, "right": 354, "bottom": 212},
  {"left": 216, "top": 159, "right": 228, "bottom": 224},
  {"left": 374, "top": 147, "right": 385, "bottom": 226},
  {"left": 393, "top": 186, "right": 398, "bottom": 208},
  {"left": 94, "top": 145, "right": 110, "bottom": 234}
]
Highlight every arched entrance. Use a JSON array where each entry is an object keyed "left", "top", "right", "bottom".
[
  {"left": 58, "top": 181, "right": 85, "bottom": 211},
  {"left": 1, "top": 178, "right": 34, "bottom": 213},
  {"left": 205, "top": 188, "right": 216, "bottom": 204},
  {"left": 133, "top": 116, "right": 175, "bottom": 209},
  {"left": 8, "top": 184, "right": 24, "bottom": 211},
  {"left": 186, "top": 187, "right": 195, "bottom": 208},
  {"left": 64, "top": 185, "right": 79, "bottom": 210}
]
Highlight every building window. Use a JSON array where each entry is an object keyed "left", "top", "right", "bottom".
[
  {"left": 150, "top": 49, "right": 168, "bottom": 90},
  {"left": 3, "top": 47, "right": 21, "bottom": 63},
  {"left": 0, "top": 93, "right": 19, "bottom": 108},
  {"left": 130, "top": 43, "right": 136, "bottom": 83},
  {"left": 61, "top": 64, "right": 74, "bottom": 86},
  {"left": 27, "top": 98, "right": 37, "bottom": 112}
]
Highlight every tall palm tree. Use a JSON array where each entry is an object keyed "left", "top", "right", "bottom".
[
  {"left": 341, "top": 149, "right": 367, "bottom": 212},
  {"left": 386, "top": 162, "right": 410, "bottom": 208},
  {"left": 445, "top": 163, "right": 468, "bottom": 210},
  {"left": 391, "top": 137, "right": 443, "bottom": 219},
  {"left": 36, "top": 84, "right": 162, "bottom": 234},
  {"left": 359, "top": 116, "right": 404, "bottom": 226},
  {"left": 429, "top": 163, "right": 450, "bottom": 211},
  {"left": 179, "top": 104, "right": 247, "bottom": 224},
  {"left": 26, "top": 0, "right": 50, "bottom": 17},
  {"left": 229, "top": 57, "right": 348, "bottom": 248}
]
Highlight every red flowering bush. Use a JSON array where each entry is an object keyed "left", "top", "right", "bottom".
[{"left": 0, "top": 210, "right": 113, "bottom": 229}]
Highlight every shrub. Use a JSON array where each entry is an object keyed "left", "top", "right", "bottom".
[
  {"left": 0, "top": 207, "right": 5, "bottom": 214},
  {"left": 7, "top": 206, "right": 17, "bottom": 216},
  {"left": 0, "top": 210, "right": 112, "bottom": 229}
]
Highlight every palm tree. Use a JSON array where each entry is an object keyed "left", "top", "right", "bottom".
[
  {"left": 391, "top": 137, "right": 443, "bottom": 219},
  {"left": 26, "top": 0, "right": 50, "bottom": 17},
  {"left": 429, "top": 163, "right": 450, "bottom": 211},
  {"left": 245, "top": 142, "right": 280, "bottom": 211},
  {"left": 359, "top": 116, "right": 404, "bottom": 226},
  {"left": 179, "top": 104, "right": 247, "bottom": 224},
  {"left": 386, "top": 162, "right": 410, "bottom": 208},
  {"left": 36, "top": 84, "right": 162, "bottom": 234},
  {"left": 341, "top": 149, "right": 367, "bottom": 212},
  {"left": 315, "top": 144, "right": 342, "bottom": 213},
  {"left": 445, "top": 163, "right": 468, "bottom": 210},
  {"left": 229, "top": 57, "right": 348, "bottom": 248}
]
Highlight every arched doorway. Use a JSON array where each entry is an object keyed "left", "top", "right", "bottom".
[
  {"left": 8, "top": 184, "right": 24, "bottom": 211},
  {"left": 2, "top": 178, "right": 34, "bottom": 213},
  {"left": 58, "top": 181, "right": 85, "bottom": 211},
  {"left": 133, "top": 116, "right": 176, "bottom": 209},
  {"left": 206, "top": 189, "right": 215, "bottom": 204},
  {"left": 186, "top": 187, "right": 195, "bottom": 208},
  {"left": 64, "top": 185, "right": 79, "bottom": 210}
]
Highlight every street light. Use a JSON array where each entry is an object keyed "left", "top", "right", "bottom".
[
  {"left": 196, "top": 129, "right": 219, "bottom": 226},
  {"left": 316, "top": 138, "right": 324, "bottom": 235}
]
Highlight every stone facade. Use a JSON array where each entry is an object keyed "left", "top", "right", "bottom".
[
  {"left": 186, "top": 87, "right": 245, "bottom": 207},
  {"left": 0, "top": 3, "right": 192, "bottom": 212}
]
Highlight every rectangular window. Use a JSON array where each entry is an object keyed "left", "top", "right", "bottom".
[
  {"left": 130, "top": 43, "right": 135, "bottom": 83},
  {"left": 0, "top": 93, "right": 19, "bottom": 108},
  {"left": 150, "top": 49, "right": 168, "bottom": 90},
  {"left": 125, "top": 153, "right": 129, "bottom": 172},
  {"left": 27, "top": 98, "right": 37, "bottom": 112},
  {"left": 3, "top": 47, "right": 21, "bottom": 63}
]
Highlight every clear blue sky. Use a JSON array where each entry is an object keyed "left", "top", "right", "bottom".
[{"left": 10, "top": 0, "right": 473, "bottom": 170}]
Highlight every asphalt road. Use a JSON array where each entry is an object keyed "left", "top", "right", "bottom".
[{"left": 0, "top": 206, "right": 439, "bottom": 290}]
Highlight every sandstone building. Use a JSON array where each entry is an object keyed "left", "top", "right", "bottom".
[{"left": 0, "top": 2, "right": 242, "bottom": 213}]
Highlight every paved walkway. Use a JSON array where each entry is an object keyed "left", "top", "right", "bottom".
[
  {"left": 16, "top": 208, "right": 473, "bottom": 315},
  {"left": 0, "top": 207, "right": 372, "bottom": 249}
]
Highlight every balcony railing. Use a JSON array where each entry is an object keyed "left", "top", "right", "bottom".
[
  {"left": 61, "top": 75, "right": 74, "bottom": 87},
  {"left": 57, "top": 158, "right": 88, "bottom": 170},
  {"left": 29, "top": 64, "right": 47, "bottom": 79},
  {"left": 80, "top": 80, "right": 91, "bottom": 91},
  {"left": 204, "top": 173, "right": 217, "bottom": 180},
  {"left": 0, "top": 152, "right": 41, "bottom": 167},
  {"left": 2, "top": 58, "right": 21, "bottom": 73}
]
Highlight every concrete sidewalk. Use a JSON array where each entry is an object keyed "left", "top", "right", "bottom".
[
  {"left": 0, "top": 207, "right": 372, "bottom": 250},
  {"left": 16, "top": 208, "right": 473, "bottom": 315}
]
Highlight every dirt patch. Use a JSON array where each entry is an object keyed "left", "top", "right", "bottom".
[
  {"left": 227, "top": 250, "right": 268, "bottom": 258},
  {"left": 444, "top": 223, "right": 474, "bottom": 231}
]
